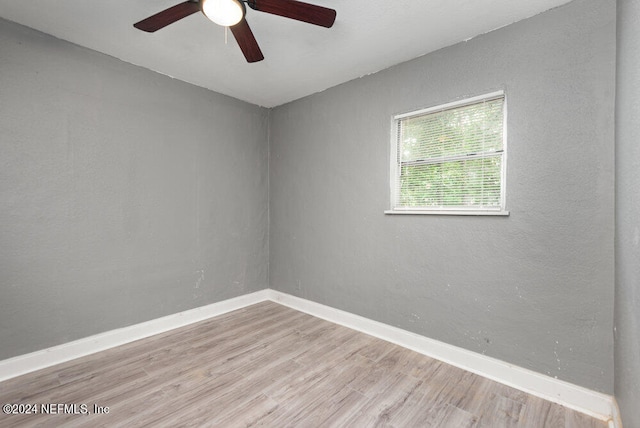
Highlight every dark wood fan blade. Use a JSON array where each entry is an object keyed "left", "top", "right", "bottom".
[
  {"left": 230, "top": 18, "right": 264, "bottom": 63},
  {"left": 250, "top": 0, "right": 336, "bottom": 28},
  {"left": 134, "top": 1, "right": 201, "bottom": 32}
]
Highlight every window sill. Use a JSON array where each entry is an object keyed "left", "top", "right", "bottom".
[{"left": 384, "top": 209, "right": 510, "bottom": 216}]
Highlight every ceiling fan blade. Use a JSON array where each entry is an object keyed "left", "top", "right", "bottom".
[
  {"left": 134, "top": 1, "right": 201, "bottom": 32},
  {"left": 230, "top": 18, "right": 264, "bottom": 63},
  {"left": 250, "top": 0, "right": 336, "bottom": 28}
]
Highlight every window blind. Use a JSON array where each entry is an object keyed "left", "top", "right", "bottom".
[{"left": 392, "top": 93, "right": 506, "bottom": 212}]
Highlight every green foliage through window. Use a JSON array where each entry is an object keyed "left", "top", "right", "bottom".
[{"left": 392, "top": 93, "right": 506, "bottom": 212}]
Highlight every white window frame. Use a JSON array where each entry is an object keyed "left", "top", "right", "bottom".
[{"left": 385, "top": 91, "right": 509, "bottom": 216}]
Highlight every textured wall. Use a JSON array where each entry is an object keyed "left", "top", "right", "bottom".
[
  {"left": 615, "top": 0, "right": 640, "bottom": 424},
  {"left": 0, "top": 19, "right": 269, "bottom": 360},
  {"left": 269, "top": 0, "right": 616, "bottom": 392}
]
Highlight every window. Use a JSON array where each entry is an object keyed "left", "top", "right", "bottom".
[{"left": 387, "top": 91, "right": 508, "bottom": 215}]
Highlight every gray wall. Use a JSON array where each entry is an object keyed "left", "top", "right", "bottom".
[
  {"left": 615, "top": 0, "right": 640, "bottom": 424},
  {"left": 270, "top": 0, "right": 616, "bottom": 393},
  {"left": 0, "top": 19, "right": 269, "bottom": 360}
]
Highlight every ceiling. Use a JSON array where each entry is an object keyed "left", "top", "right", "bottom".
[{"left": 0, "top": 0, "right": 572, "bottom": 107}]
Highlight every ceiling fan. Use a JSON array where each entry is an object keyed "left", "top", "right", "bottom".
[{"left": 133, "top": 0, "right": 337, "bottom": 63}]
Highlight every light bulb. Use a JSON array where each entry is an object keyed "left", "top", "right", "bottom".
[{"left": 202, "top": 0, "right": 245, "bottom": 27}]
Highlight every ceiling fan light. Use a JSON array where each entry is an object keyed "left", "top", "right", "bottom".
[{"left": 202, "top": 0, "right": 245, "bottom": 27}]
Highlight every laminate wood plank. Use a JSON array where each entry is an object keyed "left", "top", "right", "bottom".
[
  {"left": 543, "top": 400, "right": 569, "bottom": 427},
  {"left": 115, "top": 370, "right": 246, "bottom": 427},
  {"left": 266, "top": 380, "right": 357, "bottom": 427},
  {"left": 314, "top": 388, "right": 369, "bottom": 427},
  {"left": 44, "top": 368, "right": 148, "bottom": 405},
  {"left": 376, "top": 345, "right": 442, "bottom": 379},
  {"left": 66, "top": 345, "right": 253, "bottom": 417},
  {"left": 0, "top": 302, "right": 608, "bottom": 428},
  {"left": 0, "top": 371, "right": 61, "bottom": 404},
  {"left": 389, "top": 369, "right": 477, "bottom": 427},
  {"left": 239, "top": 337, "right": 314, "bottom": 382},
  {"left": 262, "top": 361, "right": 336, "bottom": 404},
  {"left": 434, "top": 403, "right": 480, "bottom": 427},
  {"left": 419, "top": 361, "right": 483, "bottom": 409},
  {"left": 356, "top": 336, "right": 399, "bottom": 362},
  {"left": 120, "top": 318, "right": 318, "bottom": 423},
  {"left": 339, "top": 361, "right": 430, "bottom": 426},
  {"left": 367, "top": 375, "right": 432, "bottom": 427},
  {"left": 292, "top": 332, "right": 359, "bottom": 368},
  {"left": 248, "top": 310, "right": 313, "bottom": 344},
  {"left": 210, "top": 393, "right": 280, "bottom": 428},
  {"left": 292, "top": 315, "right": 338, "bottom": 338},
  {"left": 74, "top": 310, "right": 290, "bottom": 427},
  {"left": 477, "top": 393, "right": 525, "bottom": 427},
  {"left": 518, "top": 396, "right": 553, "bottom": 428},
  {"left": 151, "top": 376, "right": 270, "bottom": 427}
]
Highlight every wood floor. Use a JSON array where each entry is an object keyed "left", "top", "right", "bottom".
[{"left": 0, "top": 301, "right": 606, "bottom": 427}]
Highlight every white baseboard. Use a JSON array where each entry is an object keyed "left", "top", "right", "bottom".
[
  {"left": 609, "top": 398, "right": 623, "bottom": 428},
  {"left": 266, "top": 290, "right": 618, "bottom": 425},
  {"left": 0, "top": 290, "right": 270, "bottom": 383},
  {"left": 0, "top": 288, "right": 619, "bottom": 426}
]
